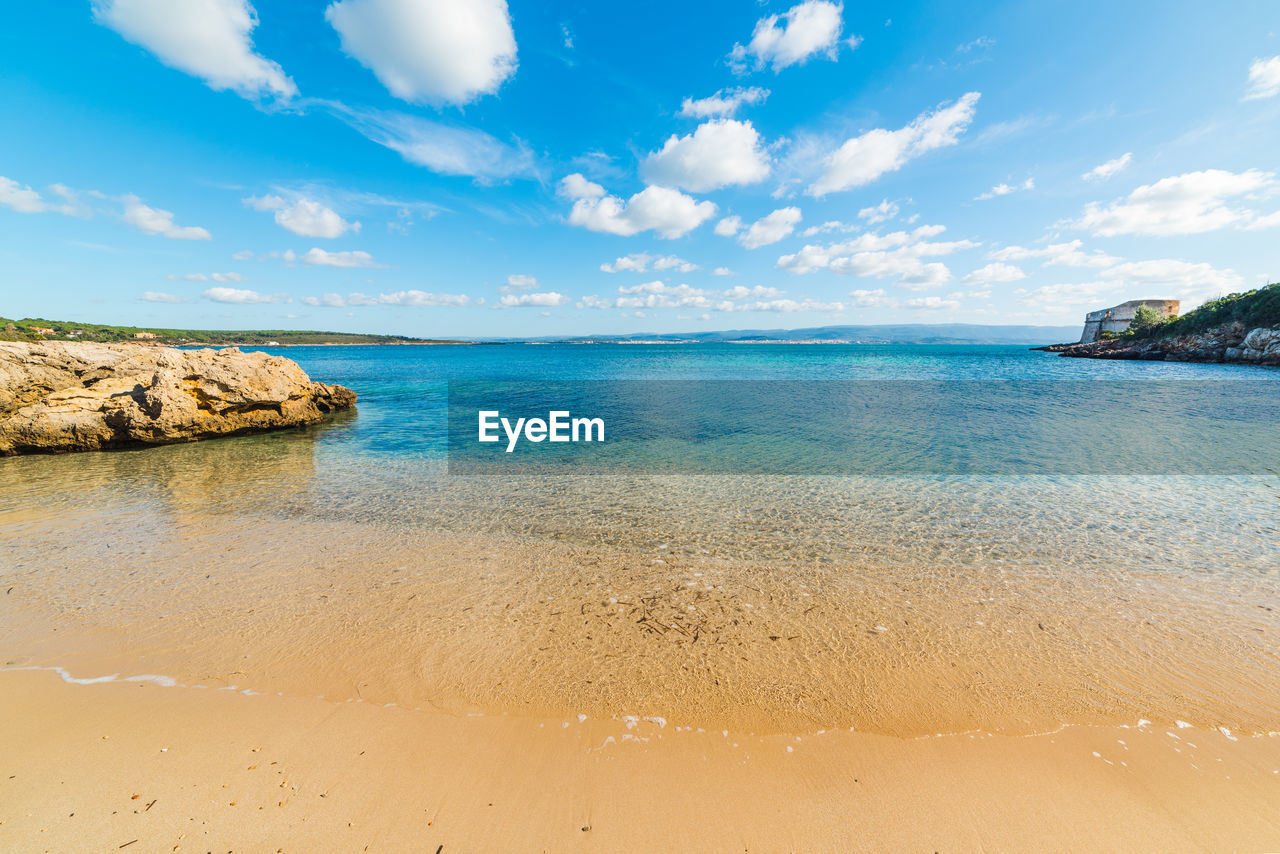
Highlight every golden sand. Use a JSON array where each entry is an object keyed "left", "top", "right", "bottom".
[{"left": 2, "top": 670, "right": 1279, "bottom": 852}]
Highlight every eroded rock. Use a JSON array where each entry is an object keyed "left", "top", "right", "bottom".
[{"left": 0, "top": 342, "right": 356, "bottom": 455}]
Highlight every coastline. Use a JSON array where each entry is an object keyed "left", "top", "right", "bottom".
[{"left": 4, "top": 668, "right": 1278, "bottom": 853}]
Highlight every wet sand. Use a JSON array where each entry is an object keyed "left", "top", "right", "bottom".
[{"left": 2, "top": 669, "right": 1279, "bottom": 852}]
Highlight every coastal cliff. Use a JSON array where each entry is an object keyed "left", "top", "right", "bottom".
[
  {"left": 0, "top": 341, "right": 356, "bottom": 455},
  {"left": 1040, "top": 322, "right": 1280, "bottom": 365}
]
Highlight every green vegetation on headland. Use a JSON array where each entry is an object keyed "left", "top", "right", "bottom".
[
  {"left": 1124, "top": 282, "right": 1280, "bottom": 340},
  {"left": 0, "top": 317, "right": 460, "bottom": 346}
]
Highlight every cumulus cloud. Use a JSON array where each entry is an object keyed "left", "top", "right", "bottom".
[
  {"left": 92, "top": 0, "right": 295, "bottom": 100},
  {"left": 737, "top": 207, "right": 802, "bottom": 249},
  {"left": 1244, "top": 56, "right": 1280, "bottom": 100},
  {"left": 729, "top": 0, "right": 852, "bottom": 73},
  {"left": 809, "top": 92, "right": 980, "bottom": 196},
  {"left": 712, "top": 267, "right": 734, "bottom": 276},
  {"left": 325, "top": 0, "right": 516, "bottom": 105},
  {"left": 679, "top": 87, "right": 770, "bottom": 118},
  {"left": 642, "top": 119, "right": 771, "bottom": 192},
  {"left": 375, "top": 290, "right": 470, "bottom": 307},
  {"left": 329, "top": 104, "right": 536, "bottom": 180},
  {"left": 138, "top": 291, "right": 189, "bottom": 303},
  {"left": 849, "top": 288, "right": 895, "bottom": 308},
  {"left": 245, "top": 195, "right": 360, "bottom": 238},
  {"left": 498, "top": 292, "right": 568, "bottom": 308},
  {"left": 121, "top": 194, "right": 211, "bottom": 240},
  {"left": 1103, "top": 259, "right": 1242, "bottom": 304},
  {"left": 989, "top": 239, "right": 1121, "bottom": 269},
  {"left": 1069, "top": 169, "right": 1275, "bottom": 236},
  {"left": 802, "top": 219, "right": 858, "bottom": 237},
  {"left": 500, "top": 274, "right": 538, "bottom": 293},
  {"left": 1016, "top": 259, "right": 1241, "bottom": 315},
  {"left": 857, "top": 199, "right": 898, "bottom": 224},
  {"left": 714, "top": 215, "right": 742, "bottom": 236},
  {"left": 906, "top": 296, "right": 960, "bottom": 311},
  {"left": 1082, "top": 153, "right": 1132, "bottom": 181},
  {"left": 599, "top": 254, "right": 699, "bottom": 273},
  {"left": 777, "top": 224, "right": 977, "bottom": 290},
  {"left": 559, "top": 174, "right": 717, "bottom": 239},
  {"left": 963, "top": 262, "right": 1025, "bottom": 284},
  {"left": 301, "top": 248, "right": 380, "bottom": 267},
  {"left": 0, "top": 177, "right": 87, "bottom": 215},
  {"left": 578, "top": 281, "right": 841, "bottom": 314},
  {"left": 203, "top": 286, "right": 288, "bottom": 304},
  {"left": 975, "top": 177, "right": 1033, "bottom": 200}
]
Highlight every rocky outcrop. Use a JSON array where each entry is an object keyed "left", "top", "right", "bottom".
[
  {"left": 1038, "top": 322, "right": 1280, "bottom": 366},
  {"left": 0, "top": 342, "right": 356, "bottom": 455}
]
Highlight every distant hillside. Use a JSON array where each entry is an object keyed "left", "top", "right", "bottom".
[
  {"left": 537, "top": 323, "right": 1081, "bottom": 345},
  {"left": 1130, "top": 282, "right": 1280, "bottom": 341},
  {"left": 0, "top": 317, "right": 458, "bottom": 346}
]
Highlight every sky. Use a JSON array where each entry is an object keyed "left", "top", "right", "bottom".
[{"left": 1, "top": 0, "right": 1278, "bottom": 338}]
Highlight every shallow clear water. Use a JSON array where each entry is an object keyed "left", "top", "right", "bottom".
[{"left": 3, "top": 344, "right": 1279, "bottom": 734}]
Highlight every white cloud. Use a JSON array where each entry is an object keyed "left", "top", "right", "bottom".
[
  {"left": 1017, "top": 280, "right": 1124, "bottom": 311},
  {"left": 559, "top": 174, "right": 717, "bottom": 239},
  {"left": 906, "top": 296, "right": 960, "bottom": 310},
  {"left": 232, "top": 249, "right": 255, "bottom": 261},
  {"left": 989, "top": 239, "right": 1121, "bottom": 269},
  {"left": 203, "top": 287, "right": 287, "bottom": 304},
  {"left": 180, "top": 273, "right": 209, "bottom": 282},
  {"left": 730, "top": 298, "right": 845, "bottom": 312},
  {"left": 857, "top": 199, "right": 898, "bottom": 224},
  {"left": 642, "top": 119, "right": 771, "bottom": 192},
  {"left": 714, "top": 215, "right": 742, "bottom": 236},
  {"left": 503, "top": 274, "right": 538, "bottom": 290},
  {"left": 211, "top": 272, "right": 246, "bottom": 283},
  {"left": 712, "top": 267, "right": 734, "bottom": 276},
  {"left": 302, "top": 248, "right": 379, "bottom": 268},
  {"left": 809, "top": 92, "right": 980, "bottom": 196},
  {"left": 138, "top": 291, "right": 189, "bottom": 303},
  {"left": 1082, "top": 153, "right": 1132, "bottom": 181},
  {"left": 721, "top": 285, "right": 785, "bottom": 299},
  {"left": 1103, "top": 259, "right": 1242, "bottom": 305},
  {"left": 324, "top": 0, "right": 516, "bottom": 105},
  {"left": 975, "top": 177, "right": 1033, "bottom": 200},
  {"left": 601, "top": 253, "right": 651, "bottom": 273},
  {"left": 802, "top": 219, "right": 858, "bottom": 237},
  {"left": 653, "top": 255, "right": 699, "bottom": 273},
  {"left": 777, "top": 224, "right": 977, "bottom": 291},
  {"left": 729, "top": 1, "right": 851, "bottom": 73},
  {"left": 963, "top": 262, "right": 1025, "bottom": 284},
  {"left": 1246, "top": 209, "right": 1280, "bottom": 231},
  {"left": 499, "top": 291, "right": 568, "bottom": 307},
  {"left": 737, "top": 206, "right": 802, "bottom": 249},
  {"left": 679, "top": 87, "right": 770, "bottom": 118},
  {"left": 0, "top": 177, "right": 86, "bottom": 215},
  {"left": 376, "top": 290, "right": 470, "bottom": 307},
  {"left": 599, "top": 253, "right": 699, "bottom": 273},
  {"left": 245, "top": 195, "right": 360, "bottom": 238},
  {"left": 1070, "top": 169, "right": 1276, "bottom": 236},
  {"left": 121, "top": 194, "right": 211, "bottom": 240},
  {"left": 92, "top": 0, "right": 295, "bottom": 100},
  {"left": 849, "top": 288, "right": 895, "bottom": 307},
  {"left": 1244, "top": 56, "right": 1280, "bottom": 101},
  {"left": 329, "top": 104, "right": 535, "bottom": 180}
]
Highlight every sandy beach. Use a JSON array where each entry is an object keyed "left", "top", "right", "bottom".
[{"left": 4, "top": 668, "right": 1279, "bottom": 853}]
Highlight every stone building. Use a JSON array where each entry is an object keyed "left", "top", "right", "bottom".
[{"left": 1079, "top": 299, "right": 1180, "bottom": 343}]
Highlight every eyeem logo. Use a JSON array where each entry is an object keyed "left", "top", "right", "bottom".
[{"left": 478, "top": 410, "right": 605, "bottom": 452}]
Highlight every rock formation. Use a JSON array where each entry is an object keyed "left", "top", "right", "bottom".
[
  {"left": 1039, "top": 322, "right": 1280, "bottom": 366},
  {"left": 0, "top": 341, "right": 356, "bottom": 455}
]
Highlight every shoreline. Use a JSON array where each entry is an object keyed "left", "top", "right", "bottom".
[{"left": 3, "top": 669, "right": 1278, "bottom": 852}]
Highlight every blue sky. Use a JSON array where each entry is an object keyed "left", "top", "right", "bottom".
[{"left": 1, "top": 0, "right": 1278, "bottom": 338}]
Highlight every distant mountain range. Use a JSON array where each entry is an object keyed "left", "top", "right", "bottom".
[{"left": 518, "top": 324, "right": 1080, "bottom": 346}]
